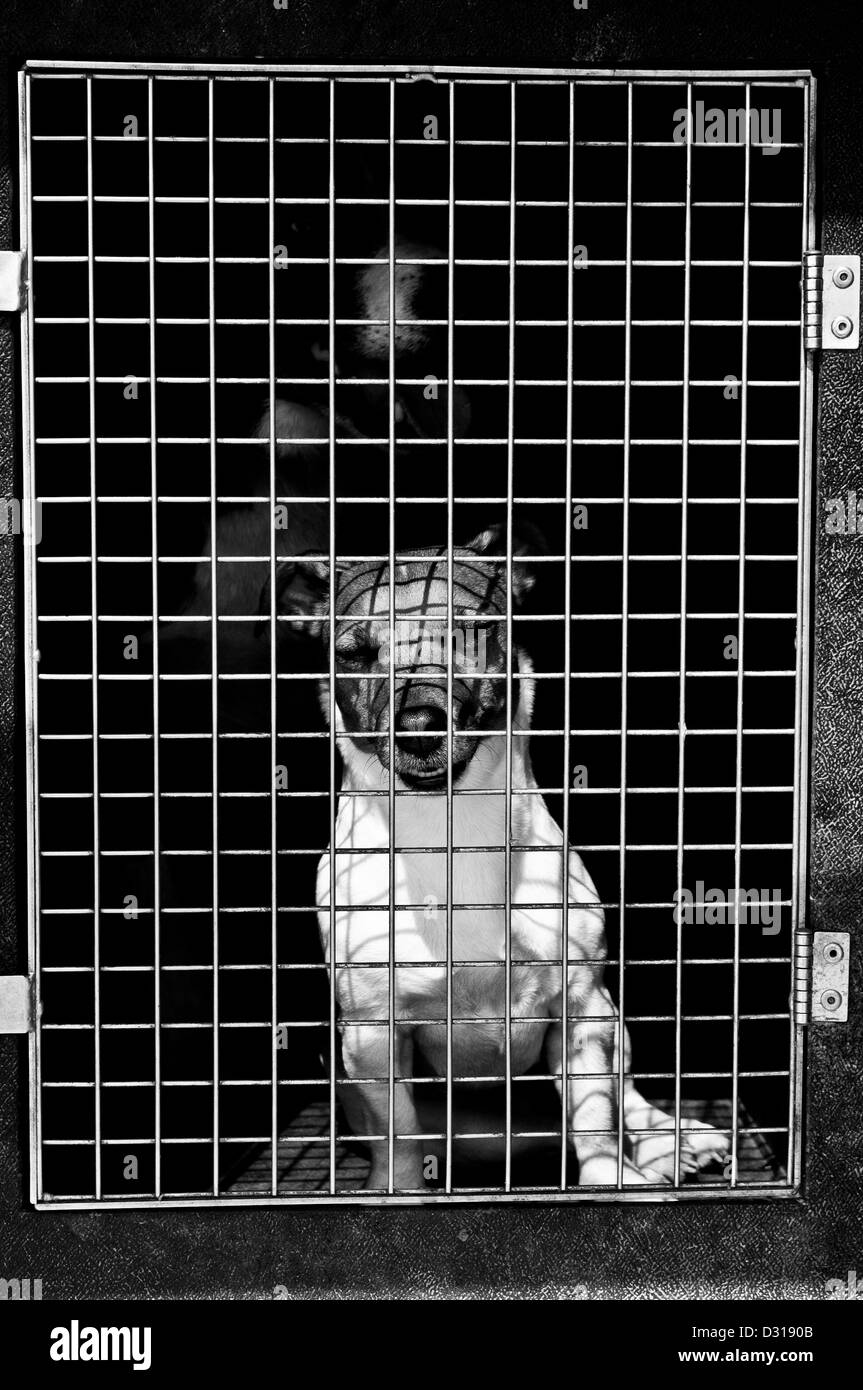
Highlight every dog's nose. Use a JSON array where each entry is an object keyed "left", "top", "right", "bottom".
[{"left": 394, "top": 705, "right": 447, "bottom": 754}]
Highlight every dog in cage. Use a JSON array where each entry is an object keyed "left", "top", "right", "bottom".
[{"left": 270, "top": 522, "right": 730, "bottom": 1190}]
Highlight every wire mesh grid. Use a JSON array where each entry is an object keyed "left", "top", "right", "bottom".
[{"left": 19, "top": 63, "right": 814, "bottom": 1206}]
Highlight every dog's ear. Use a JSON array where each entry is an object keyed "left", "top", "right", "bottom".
[
  {"left": 259, "top": 556, "right": 332, "bottom": 639},
  {"left": 353, "top": 241, "right": 439, "bottom": 361},
  {"left": 254, "top": 399, "right": 328, "bottom": 459},
  {"left": 463, "top": 521, "right": 545, "bottom": 605}
]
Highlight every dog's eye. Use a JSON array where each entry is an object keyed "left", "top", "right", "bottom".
[
  {"left": 334, "top": 646, "right": 361, "bottom": 665},
  {"left": 335, "top": 642, "right": 377, "bottom": 667}
]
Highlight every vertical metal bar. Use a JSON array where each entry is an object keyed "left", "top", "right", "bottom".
[
  {"left": 387, "top": 76, "right": 397, "bottom": 1193},
  {"left": 790, "top": 75, "right": 816, "bottom": 1190},
  {"left": 85, "top": 74, "right": 102, "bottom": 1201},
  {"left": 328, "top": 77, "right": 338, "bottom": 1196},
  {"left": 673, "top": 81, "right": 693, "bottom": 1189},
  {"left": 559, "top": 80, "right": 575, "bottom": 1190},
  {"left": 730, "top": 82, "right": 753, "bottom": 1189},
  {"left": 445, "top": 79, "right": 456, "bottom": 1193},
  {"left": 616, "top": 81, "right": 634, "bottom": 1189},
  {"left": 207, "top": 75, "right": 220, "bottom": 1196},
  {"left": 504, "top": 79, "right": 517, "bottom": 1193},
  {"left": 268, "top": 76, "right": 279, "bottom": 1197},
  {"left": 147, "top": 75, "right": 162, "bottom": 1197},
  {"left": 20, "top": 68, "right": 42, "bottom": 1206}
]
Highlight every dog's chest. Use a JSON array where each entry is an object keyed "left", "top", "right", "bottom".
[
  {"left": 323, "top": 786, "right": 561, "bottom": 989},
  {"left": 328, "top": 785, "right": 520, "bottom": 943},
  {"left": 320, "top": 781, "right": 572, "bottom": 1074}
]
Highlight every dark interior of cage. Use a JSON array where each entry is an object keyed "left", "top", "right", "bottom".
[{"left": 31, "top": 76, "right": 803, "bottom": 1195}]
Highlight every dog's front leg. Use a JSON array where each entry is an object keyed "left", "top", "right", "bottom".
[
  {"left": 621, "top": 1022, "right": 731, "bottom": 1179},
  {"left": 340, "top": 1019, "right": 425, "bottom": 1192},
  {"left": 547, "top": 982, "right": 662, "bottom": 1186}
]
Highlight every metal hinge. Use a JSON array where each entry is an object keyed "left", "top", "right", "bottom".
[
  {"left": 793, "top": 931, "right": 851, "bottom": 1024},
  {"left": 804, "top": 251, "right": 860, "bottom": 350},
  {"left": 0, "top": 250, "right": 25, "bottom": 311},
  {"left": 0, "top": 975, "right": 33, "bottom": 1034}
]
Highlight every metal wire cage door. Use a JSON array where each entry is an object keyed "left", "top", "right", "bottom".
[{"left": 19, "top": 63, "right": 814, "bottom": 1206}]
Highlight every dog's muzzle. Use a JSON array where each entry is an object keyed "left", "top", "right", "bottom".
[{"left": 371, "top": 673, "right": 477, "bottom": 788}]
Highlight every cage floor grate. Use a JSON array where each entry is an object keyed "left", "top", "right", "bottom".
[{"left": 224, "top": 1096, "right": 782, "bottom": 1194}]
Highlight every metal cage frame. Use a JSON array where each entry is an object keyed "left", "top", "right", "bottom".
[{"left": 18, "top": 61, "right": 816, "bottom": 1207}]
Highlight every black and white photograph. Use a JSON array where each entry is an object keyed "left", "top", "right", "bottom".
[{"left": 0, "top": 0, "right": 861, "bottom": 1337}]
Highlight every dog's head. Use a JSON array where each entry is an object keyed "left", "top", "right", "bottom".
[{"left": 267, "top": 525, "right": 538, "bottom": 788}]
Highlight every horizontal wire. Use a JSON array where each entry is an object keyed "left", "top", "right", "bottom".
[
  {"left": 32, "top": 132, "right": 805, "bottom": 146},
  {"left": 32, "top": 193, "right": 804, "bottom": 206},
  {"left": 39, "top": 785, "right": 794, "bottom": 800},
  {"left": 33, "top": 547, "right": 800, "bottom": 558},
  {"left": 31, "top": 252, "right": 802, "bottom": 268},
  {"left": 30, "top": 496, "right": 801, "bottom": 505},
  {"left": 35, "top": 853, "right": 794, "bottom": 868},
  {"left": 33, "top": 667, "right": 794, "bottom": 678},
  {"left": 36, "top": 611, "right": 798, "bottom": 622},
  {"left": 27, "top": 201, "right": 804, "bottom": 222},
  {"left": 36, "top": 1084, "right": 794, "bottom": 1118},
  {"left": 33, "top": 438, "right": 802, "bottom": 448},
  {"left": 38, "top": 1117, "right": 789, "bottom": 1148},
  {"left": 34, "top": 318, "right": 801, "bottom": 329},
  {"left": 39, "top": 955, "right": 792, "bottom": 971},
  {"left": 40, "top": 726, "right": 797, "bottom": 741},
  {"left": 39, "top": 1011, "right": 789, "bottom": 1025},
  {"left": 34, "top": 376, "right": 802, "bottom": 387},
  {"left": 38, "top": 903, "right": 792, "bottom": 917}
]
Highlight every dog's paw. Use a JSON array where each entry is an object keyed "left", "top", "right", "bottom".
[
  {"left": 680, "top": 1119, "right": 731, "bottom": 1171},
  {"left": 630, "top": 1116, "right": 730, "bottom": 1179},
  {"left": 577, "top": 1153, "right": 669, "bottom": 1186},
  {"left": 361, "top": 1156, "right": 427, "bottom": 1193}
]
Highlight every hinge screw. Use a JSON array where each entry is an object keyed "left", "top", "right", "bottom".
[
  {"left": 820, "top": 989, "right": 842, "bottom": 1011},
  {"left": 833, "top": 265, "right": 855, "bottom": 289},
  {"left": 831, "top": 316, "right": 854, "bottom": 340}
]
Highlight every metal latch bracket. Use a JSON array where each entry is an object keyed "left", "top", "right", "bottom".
[
  {"left": 804, "top": 251, "right": 860, "bottom": 350},
  {"left": 0, "top": 250, "right": 25, "bottom": 312},
  {"left": 0, "top": 975, "right": 33, "bottom": 1034}
]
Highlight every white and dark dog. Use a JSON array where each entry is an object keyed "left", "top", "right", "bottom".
[{"left": 271, "top": 528, "right": 731, "bottom": 1190}]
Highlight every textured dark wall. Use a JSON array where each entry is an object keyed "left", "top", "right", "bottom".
[{"left": 1, "top": 0, "right": 860, "bottom": 1300}]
